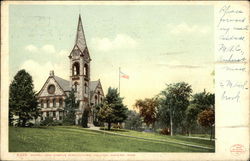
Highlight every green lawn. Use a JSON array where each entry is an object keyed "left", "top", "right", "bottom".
[
  {"left": 101, "top": 128, "right": 215, "bottom": 149},
  {"left": 9, "top": 126, "right": 215, "bottom": 152}
]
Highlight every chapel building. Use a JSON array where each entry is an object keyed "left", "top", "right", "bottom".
[{"left": 37, "top": 15, "right": 104, "bottom": 125}]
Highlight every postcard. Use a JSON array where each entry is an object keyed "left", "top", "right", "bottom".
[{"left": 1, "top": 1, "right": 249, "bottom": 161}]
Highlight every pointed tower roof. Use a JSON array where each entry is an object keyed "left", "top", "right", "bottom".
[{"left": 75, "top": 14, "right": 87, "bottom": 52}]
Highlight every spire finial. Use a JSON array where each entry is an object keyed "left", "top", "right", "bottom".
[{"left": 75, "top": 14, "right": 87, "bottom": 52}]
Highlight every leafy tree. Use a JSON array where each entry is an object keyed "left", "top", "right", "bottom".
[
  {"left": 185, "top": 90, "right": 215, "bottom": 135},
  {"left": 124, "top": 110, "right": 143, "bottom": 131},
  {"left": 159, "top": 82, "right": 192, "bottom": 135},
  {"left": 134, "top": 97, "right": 158, "bottom": 128},
  {"left": 98, "top": 102, "right": 114, "bottom": 130},
  {"left": 197, "top": 108, "right": 215, "bottom": 140},
  {"left": 98, "top": 87, "right": 128, "bottom": 130},
  {"left": 9, "top": 69, "right": 39, "bottom": 127},
  {"left": 81, "top": 107, "right": 90, "bottom": 128},
  {"left": 63, "top": 89, "right": 79, "bottom": 125},
  {"left": 92, "top": 104, "right": 102, "bottom": 126}
]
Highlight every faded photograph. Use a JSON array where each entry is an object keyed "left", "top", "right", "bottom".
[{"left": 8, "top": 4, "right": 215, "bottom": 152}]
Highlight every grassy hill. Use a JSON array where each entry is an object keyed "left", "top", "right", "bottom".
[{"left": 9, "top": 126, "right": 215, "bottom": 152}]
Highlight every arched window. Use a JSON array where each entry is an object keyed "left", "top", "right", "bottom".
[
  {"left": 46, "top": 99, "right": 50, "bottom": 108},
  {"left": 97, "top": 91, "right": 100, "bottom": 104},
  {"left": 95, "top": 95, "right": 97, "bottom": 105},
  {"left": 74, "top": 82, "right": 78, "bottom": 92},
  {"left": 53, "top": 98, "right": 56, "bottom": 107},
  {"left": 72, "top": 62, "right": 80, "bottom": 76},
  {"left": 83, "top": 64, "right": 88, "bottom": 77},
  {"left": 59, "top": 98, "right": 63, "bottom": 107},
  {"left": 84, "top": 83, "right": 88, "bottom": 94}
]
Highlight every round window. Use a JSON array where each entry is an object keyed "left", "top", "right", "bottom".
[{"left": 47, "top": 84, "right": 55, "bottom": 94}]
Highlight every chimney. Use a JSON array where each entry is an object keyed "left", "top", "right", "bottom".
[{"left": 50, "top": 70, "right": 54, "bottom": 77}]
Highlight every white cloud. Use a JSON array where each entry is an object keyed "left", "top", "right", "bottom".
[
  {"left": 41, "top": 44, "right": 56, "bottom": 53},
  {"left": 169, "top": 23, "right": 210, "bottom": 35},
  {"left": 57, "top": 50, "right": 69, "bottom": 57},
  {"left": 19, "top": 59, "right": 69, "bottom": 91},
  {"left": 91, "top": 34, "right": 137, "bottom": 52},
  {"left": 25, "top": 45, "right": 38, "bottom": 53},
  {"left": 24, "top": 44, "right": 69, "bottom": 57}
]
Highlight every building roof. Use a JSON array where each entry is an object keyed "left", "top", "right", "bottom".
[
  {"left": 54, "top": 76, "right": 71, "bottom": 91},
  {"left": 75, "top": 15, "right": 87, "bottom": 53},
  {"left": 90, "top": 80, "right": 99, "bottom": 92},
  {"left": 54, "top": 75, "right": 100, "bottom": 93}
]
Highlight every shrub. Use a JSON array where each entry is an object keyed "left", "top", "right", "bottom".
[
  {"left": 40, "top": 117, "right": 62, "bottom": 126},
  {"left": 160, "top": 128, "right": 171, "bottom": 135},
  {"left": 40, "top": 117, "right": 54, "bottom": 126}
]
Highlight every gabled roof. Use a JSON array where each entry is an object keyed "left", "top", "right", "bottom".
[
  {"left": 54, "top": 76, "right": 70, "bottom": 91},
  {"left": 90, "top": 80, "right": 104, "bottom": 98},
  {"left": 90, "top": 80, "right": 99, "bottom": 92},
  {"left": 75, "top": 15, "right": 87, "bottom": 53}
]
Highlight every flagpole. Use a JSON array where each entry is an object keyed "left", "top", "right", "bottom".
[{"left": 119, "top": 67, "right": 121, "bottom": 95}]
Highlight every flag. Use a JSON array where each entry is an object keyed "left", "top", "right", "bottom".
[{"left": 120, "top": 71, "right": 129, "bottom": 79}]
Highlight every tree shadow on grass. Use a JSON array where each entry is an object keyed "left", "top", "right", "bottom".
[{"left": 100, "top": 128, "right": 129, "bottom": 132}]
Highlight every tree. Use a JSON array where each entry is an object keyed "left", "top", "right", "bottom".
[
  {"left": 160, "top": 82, "right": 192, "bottom": 135},
  {"left": 9, "top": 69, "right": 39, "bottom": 127},
  {"left": 81, "top": 107, "right": 90, "bottom": 128},
  {"left": 92, "top": 104, "right": 102, "bottom": 126},
  {"left": 63, "top": 89, "right": 79, "bottom": 125},
  {"left": 124, "top": 110, "right": 143, "bottom": 131},
  {"left": 98, "top": 102, "right": 114, "bottom": 130},
  {"left": 185, "top": 90, "right": 215, "bottom": 135},
  {"left": 134, "top": 97, "right": 158, "bottom": 128},
  {"left": 98, "top": 87, "right": 128, "bottom": 130},
  {"left": 197, "top": 108, "right": 215, "bottom": 140}
]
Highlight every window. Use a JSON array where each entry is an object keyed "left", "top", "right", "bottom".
[
  {"left": 97, "top": 91, "right": 100, "bottom": 104},
  {"left": 72, "top": 62, "right": 80, "bottom": 76},
  {"left": 47, "top": 84, "right": 55, "bottom": 94},
  {"left": 59, "top": 98, "right": 63, "bottom": 107},
  {"left": 74, "top": 82, "right": 78, "bottom": 92},
  {"left": 100, "top": 97, "right": 103, "bottom": 102},
  {"left": 83, "top": 64, "right": 88, "bottom": 77},
  {"left": 59, "top": 111, "right": 63, "bottom": 120},
  {"left": 46, "top": 99, "right": 50, "bottom": 108},
  {"left": 53, "top": 98, "right": 56, "bottom": 107},
  {"left": 41, "top": 116, "right": 43, "bottom": 121},
  {"left": 84, "top": 83, "right": 88, "bottom": 94},
  {"left": 46, "top": 112, "right": 49, "bottom": 117},
  {"left": 53, "top": 111, "right": 56, "bottom": 117},
  {"left": 40, "top": 100, "right": 44, "bottom": 108},
  {"left": 95, "top": 95, "right": 97, "bottom": 105}
]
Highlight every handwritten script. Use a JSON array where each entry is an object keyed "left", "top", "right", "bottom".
[{"left": 217, "top": 5, "right": 248, "bottom": 103}]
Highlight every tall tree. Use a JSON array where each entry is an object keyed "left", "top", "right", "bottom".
[
  {"left": 9, "top": 69, "right": 39, "bottom": 127},
  {"left": 98, "top": 102, "right": 114, "bottom": 130},
  {"left": 124, "top": 110, "right": 143, "bottom": 131},
  {"left": 134, "top": 97, "right": 158, "bottom": 128},
  {"left": 63, "top": 89, "right": 79, "bottom": 125},
  {"left": 197, "top": 108, "right": 215, "bottom": 140},
  {"left": 98, "top": 87, "right": 128, "bottom": 130},
  {"left": 185, "top": 90, "right": 215, "bottom": 135},
  {"left": 81, "top": 107, "right": 90, "bottom": 128},
  {"left": 160, "top": 82, "right": 192, "bottom": 135}
]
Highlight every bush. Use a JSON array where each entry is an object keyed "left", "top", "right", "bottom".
[
  {"left": 112, "top": 124, "right": 122, "bottom": 129},
  {"left": 160, "top": 128, "right": 171, "bottom": 135},
  {"left": 40, "top": 117, "right": 62, "bottom": 126},
  {"left": 25, "top": 122, "right": 34, "bottom": 127},
  {"left": 40, "top": 117, "right": 54, "bottom": 126}
]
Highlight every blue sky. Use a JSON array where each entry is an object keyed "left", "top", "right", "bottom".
[{"left": 9, "top": 4, "right": 214, "bottom": 108}]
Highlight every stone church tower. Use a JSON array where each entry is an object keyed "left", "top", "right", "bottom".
[
  {"left": 37, "top": 15, "right": 104, "bottom": 126},
  {"left": 69, "top": 15, "right": 91, "bottom": 124}
]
